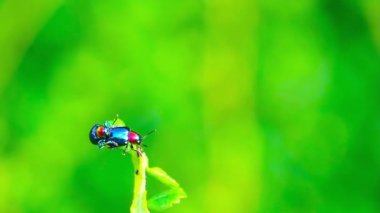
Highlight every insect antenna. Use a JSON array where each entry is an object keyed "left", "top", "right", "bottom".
[
  {"left": 142, "top": 129, "right": 157, "bottom": 140},
  {"left": 140, "top": 129, "right": 156, "bottom": 148}
]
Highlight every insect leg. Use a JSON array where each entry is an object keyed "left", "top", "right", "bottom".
[
  {"left": 130, "top": 144, "right": 143, "bottom": 157},
  {"left": 97, "top": 139, "right": 106, "bottom": 149}
]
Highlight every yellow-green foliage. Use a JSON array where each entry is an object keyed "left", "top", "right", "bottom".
[{"left": 0, "top": 0, "right": 379, "bottom": 212}]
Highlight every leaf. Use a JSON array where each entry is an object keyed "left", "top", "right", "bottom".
[
  {"left": 147, "top": 167, "right": 180, "bottom": 188},
  {"left": 148, "top": 188, "right": 187, "bottom": 211},
  {"left": 130, "top": 151, "right": 150, "bottom": 213},
  {"left": 109, "top": 117, "right": 126, "bottom": 127},
  {"left": 147, "top": 167, "right": 187, "bottom": 211}
]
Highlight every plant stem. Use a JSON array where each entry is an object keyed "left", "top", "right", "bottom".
[{"left": 130, "top": 149, "right": 150, "bottom": 213}]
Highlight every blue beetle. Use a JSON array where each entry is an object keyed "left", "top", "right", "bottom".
[{"left": 89, "top": 117, "right": 154, "bottom": 155}]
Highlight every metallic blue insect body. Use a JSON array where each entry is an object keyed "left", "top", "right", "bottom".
[{"left": 89, "top": 119, "right": 142, "bottom": 150}]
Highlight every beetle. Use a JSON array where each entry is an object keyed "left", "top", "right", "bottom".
[{"left": 89, "top": 116, "right": 154, "bottom": 155}]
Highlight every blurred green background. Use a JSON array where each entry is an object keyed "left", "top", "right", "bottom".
[{"left": 0, "top": 0, "right": 379, "bottom": 212}]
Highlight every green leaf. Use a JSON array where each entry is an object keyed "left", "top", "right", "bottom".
[
  {"left": 148, "top": 188, "right": 187, "bottom": 211},
  {"left": 147, "top": 167, "right": 180, "bottom": 188},
  {"left": 147, "top": 167, "right": 187, "bottom": 211},
  {"left": 130, "top": 150, "right": 150, "bottom": 213},
  {"left": 100, "top": 117, "right": 186, "bottom": 212},
  {"left": 108, "top": 116, "right": 126, "bottom": 127}
]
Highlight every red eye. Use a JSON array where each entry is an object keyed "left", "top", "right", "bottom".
[{"left": 96, "top": 126, "right": 105, "bottom": 137}]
